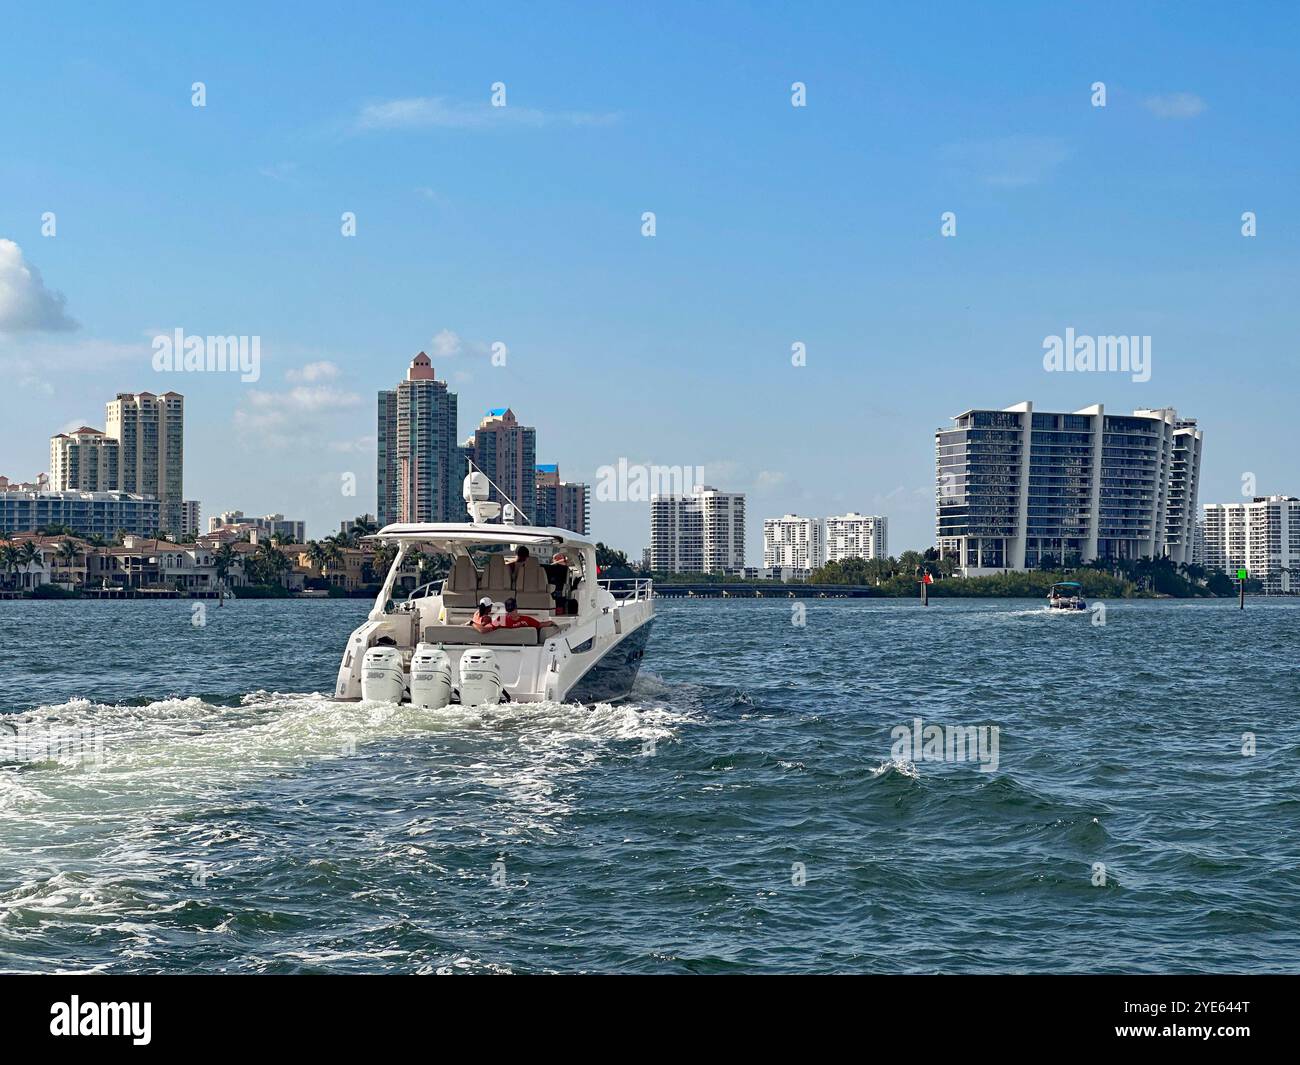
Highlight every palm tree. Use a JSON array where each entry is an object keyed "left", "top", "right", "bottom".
[
  {"left": 213, "top": 543, "right": 236, "bottom": 602},
  {"left": 367, "top": 541, "right": 398, "bottom": 583},
  {"left": 56, "top": 540, "right": 82, "bottom": 589},
  {"left": 322, "top": 538, "right": 346, "bottom": 585},
  {"left": 18, "top": 541, "right": 40, "bottom": 590},
  {"left": 0, "top": 543, "right": 19, "bottom": 591},
  {"left": 305, "top": 540, "right": 327, "bottom": 577},
  {"left": 252, "top": 542, "right": 290, "bottom": 586}
]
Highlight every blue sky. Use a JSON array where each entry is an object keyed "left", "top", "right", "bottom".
[{"left": 1, "top": 2, "right": 1297, "bottom": 557}]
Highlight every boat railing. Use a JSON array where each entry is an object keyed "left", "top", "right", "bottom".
[
  {"left": 598, "top": 577, "right": 654, "bottom": 601},
  {"left": 404, "top": 579, "right": 444, "bottom": 601}
]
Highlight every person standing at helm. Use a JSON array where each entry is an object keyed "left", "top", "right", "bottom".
[
  {"left": 546, "top": 552, "right": 570, "bottom": 611},
  {"left": 505, "top": 544, "right": 530, "bottom": 581}
]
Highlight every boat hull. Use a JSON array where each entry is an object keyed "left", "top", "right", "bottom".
[{"left": 565, "top": 619, "right": 654, "bottom": 704}]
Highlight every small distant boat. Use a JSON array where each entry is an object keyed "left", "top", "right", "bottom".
[{"left": 1047, "top": 580, "right": 1087, "bottom": 612}]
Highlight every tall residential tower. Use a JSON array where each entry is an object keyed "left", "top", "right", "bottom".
[
  {"left": 376, "top": 353, "right": 463, "bottom": 526},
  {"left": 1202, "top": 495, "right": 1300, "bottom": 594},
  {"left": 935, "top": 402, "right": 1202, "bottom": 575},
  {"left": 650, "top": 485, "right": 746, "bottom": 573},
  {"left": 465, "top": 408, "right": 537, "bottom": 520},
  {"left": 105, "top": 391, "right": 184, "bottom": 535},
  {"left": 534, "top": 464, "right": 591, "bottom": 535}
]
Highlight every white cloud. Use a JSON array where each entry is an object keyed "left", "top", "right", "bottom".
[
  {"left": 1143, "top": 92, "right": 1206, "bottom": 119},
  {"left": 0, "top": 239, "right": 78, "bottom": 333},
  {"left": 328, "top": 435, "right": 376, "bottom": 454},
  {"left": 286, "top": 360, "right": 340, "bottom": 383},
  {"left": 258, "top": 161, "right": 299, "bottom": 181},
  {"left": 235, "top": 385, "right": 362, "bottom": 445},
  {"left": 755, "top": 470, "right": 788, "bottom": 491},
  {"left": 352, "top": 96, "right": 617, "bottom": 133},
  {"left": 246, "top": 385, "right": 360, "bottom": 413},
  {"left": 0, "top": 336, "right": 142, "bottom": 392},
  {"left": 430, "top": 329, "right": 462, "bottom": 358},
  {"left": 941, "top": 136, "right": 1070, "bottom": 188}
]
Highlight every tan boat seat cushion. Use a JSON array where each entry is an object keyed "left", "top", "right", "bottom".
[
  {"left": 422, "top": 623, "right": 556, "bottom": 646},
  {"left": 510, "top": 557, "right": 554, "bottom": 610},
  {"left": 441, "top": 556, "right": 481, "bottom": 608}
]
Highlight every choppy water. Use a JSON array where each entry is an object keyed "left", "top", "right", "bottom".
[{"left": 0, "top": 596, "right": 1297, "bottom": 973}]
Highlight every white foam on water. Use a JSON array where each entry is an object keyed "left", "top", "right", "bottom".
[
  {"left": 0, "top": 689, "right": 696, "bottom": 925},
  {"left": 871, "top": 757, "right": 919, "bottom": 779}
]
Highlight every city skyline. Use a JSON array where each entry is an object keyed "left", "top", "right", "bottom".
[{"left": 2, "top": 5, "right": 1298, "bottom": 559}]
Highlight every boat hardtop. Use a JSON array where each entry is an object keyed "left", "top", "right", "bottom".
[{"left": 1047, "top": 580, "right": 1088, "bottom": 611}]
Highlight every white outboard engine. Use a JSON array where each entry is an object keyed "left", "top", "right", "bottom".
[
  {"left": 361, "top": 645, "right": 406, "bottom": 703},
  {"left": 409, "top": 644, "right": 452, "bottom": 709},
  {"left": 458, "top": 648, "right": 503, "bottom": 705}
]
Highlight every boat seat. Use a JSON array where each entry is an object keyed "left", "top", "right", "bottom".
[
  {"left": 510, "top": 557, "right": 555, "bottom": 611},
  {"left": 441, "top": 556, "right": 481, "bottom": 608},
  {"left": 422, "top": 623, "right": 556, "bottom": 646},
  {"left": 481, "top": 555, "right": 513, "bottom": 598}
]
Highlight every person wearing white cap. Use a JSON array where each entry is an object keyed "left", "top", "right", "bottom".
[{"left": 466, "top": 596, "right": 496, "bottom": 633}]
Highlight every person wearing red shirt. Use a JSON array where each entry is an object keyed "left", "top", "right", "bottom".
[{"left": 496, "top": 597, "right": 546, "bottom": 629}]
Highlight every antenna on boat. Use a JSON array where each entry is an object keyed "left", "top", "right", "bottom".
[{"left": 463, "top": 459, "right": 532, "bottom": 525}]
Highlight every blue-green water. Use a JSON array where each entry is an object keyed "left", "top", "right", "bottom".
[{"left": 0, "top": 596, "right": 1297, "bottom": 973}]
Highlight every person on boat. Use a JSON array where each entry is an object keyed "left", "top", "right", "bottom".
[
  {"left": 545, "top": 552, "right": 570, "bottom": 611},
  {"left": 466, "top": 597, "right": 496, "bottom": 632},
  {"left": 506, "top": 544, "right": 530, "bottom": 577},
  {"left": 496, "top": 597, "right": 546, "bottom": 629}
]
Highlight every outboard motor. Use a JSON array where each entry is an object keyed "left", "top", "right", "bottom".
[
  {"left": 409, "top": 644, "right": 452, "bottom": 709},
  {"left": 361, "top": 645, "right": 405, "bottom": 703},
  {"left": 458, "top": 648, "right": 503, "bottom": 705}
]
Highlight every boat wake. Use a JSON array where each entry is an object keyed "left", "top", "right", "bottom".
[{"left": 0, "top": 689, "right": 691, "bottom": 821}]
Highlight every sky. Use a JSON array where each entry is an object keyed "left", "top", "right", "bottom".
[{"left": 1, "top": 2, "right": 1298, "bottom": 559}]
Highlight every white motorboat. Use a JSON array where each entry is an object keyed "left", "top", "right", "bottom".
[
  {"left": 1046, "top": 580, "right": 1088, "bottom": 612},
  {"left": 333, "top": 473, "right": 654, "bottom": 705}
]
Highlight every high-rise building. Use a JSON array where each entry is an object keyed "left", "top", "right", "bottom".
[
  {"left": 534, "top": 464, "right": 591, "bottom": 534},
  {"left": 466, "top": 408, "right": 537, "bottom": 521},
  {"left": 1202, "top": 495, "right": 1300, "bottom": 594},
  {"left": 935, "top": 402, "right": 1202, "bottom": 575},
  {"left": 0, "top": 490, "right": 161, "bottom": 539},
  {"left": 825, "top": 513, "right": 888, "bottom": 562},
  {"left": 182, "top": 500, "right": 201, "bottom": 537},
  {"left": 762, "top": 514, "right": 825, "bottom": 569},
  {"left": 207, "top": 510, "right": 305, "bottom": 542},
  {"left": 376, "top": 353, "right": 463, "bottom": 526},
  {"left": 49, "top": 428, "right": 120, "bottom": 492},
  {"left": 105, "top": 391, "right": 184, "bottom": 534},
  {"left": 650, "top": 485, "right": 746, "bottom": 573}
]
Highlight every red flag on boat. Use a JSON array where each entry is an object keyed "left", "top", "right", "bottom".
[{"left": 922, "top": 572, "right": 933, "bottom": 584}]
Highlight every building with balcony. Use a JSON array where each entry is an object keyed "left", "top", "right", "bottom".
[
  {"left": 1202, "top": 495, "right": 1300, "bottom": 594},
  {"left": 935, "top": 402, "right": 1202, "bottom": 575}
]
